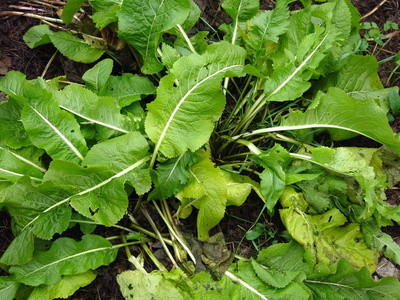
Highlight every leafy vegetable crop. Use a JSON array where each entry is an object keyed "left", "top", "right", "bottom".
[{"left": 1, "top": 0, "right": 400, "bottom": 299}]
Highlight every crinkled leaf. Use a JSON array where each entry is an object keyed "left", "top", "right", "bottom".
[
  {"left": 304, "top": 259, "right": 400, "bottom": 299},
  {"left": 0, "top": 229, "right": 34, "bottom": 266},
  {"left": 61, "top": 0, "right": 86, "bottom": 25},
  {"left": 9, "top": 235, "right": 117, "bottom": 286},
  {"left": 27, "top": 270, "right": 96, "bottom": 300},
  {"left": 146, "top": 42, "right": 246, "bottom": 160},
  {"left": 0, "top": 71, "right": 88, "bottom": 163},
  {"left": 277, "top": 87, "right": 400, "bottom": 155},
  {"left": 280, "top": 207, "right": 378, "bottom": 272},
  {"left": 0, "top": 98, "right": 31, "bottom": 148},
  {"left": 82, "top": 132, "right": 151, "bottom": 195},
  {"left": 55, "top": 84, "right": 132, "bottom": 139},
  {"left": 177, "top": 154, "right": 227, "bottom": 241},
  {"left": 99, "top": 73, "right": 156, "bottom": 108},
  {"left": 82, "top": 59, "right": 113, "bottom": 94},
  {"left": 49, "top": 31, "right": 105, "bottom": 63},
  {"left": 23, "top": 24, "right": 52, "bottom": 48},
  {"left": 0, "top": 277, "right": 19, "bottom": 300},
  {"left": 118, "top": 0, "right": 191, "bottom": 74},
  {"left": 149, "top": 151, "right": 197, "bottom": 200},
  {"left": 118, "top": 268, "right": 229, "bottom": 300},
  {"left": 89, "top": 0, "right": 121, "bottom": 29},
  {"left": 3, "top": 177, "right": 72, "bottom": 240}
]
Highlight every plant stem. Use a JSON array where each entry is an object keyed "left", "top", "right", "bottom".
[
  {"left": 176, "top": 24, "right": 197, "bottom": 54},
  {"left": 121, "top": 233, "right": 147, "bottom": 274}
]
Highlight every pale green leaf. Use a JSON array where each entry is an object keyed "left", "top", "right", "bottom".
[
  {"left": 23, "top": 25, "right": 52, "bottom": 48},
  {"left": 178, "top": 154, "right": 227, "bottom": 241},
  {"left": 9, "top": 235, "right": 117, "bottom": 286},
  {"left": 55, "top": 84, "right": 131, "bottom": 139},
  {"left": 146, "top": 42, "right": 246, "bottom": 161},
  {"left": 222, "top": 0, "right": 259, "bottom": 22},
  {"left": 61, "top": 0, "right": 86, "bottom": 25},
  {"left": 0, "top": 277, "right": 19, "bottom": 300},
  {"left": 82, "top": 132, "right": 151, "bottom": 195},
  {"left": 169, "top": 0, "right": 201, "bottom": 35},
  {"left": 27, "top": 270, "right": 96, "bottom": 300},
  {"left": 161, "top": 43, "right": 182, "bottom": 69},
  {"left": 280, "top": 207, "right": 378, "bottom": 272},
  {"left": 0, "top": 97, "right": 31, "bottom": 148},
  {"left": 0, "top": 229, "right": 34, "bottom": 266},
  {"left": 223, "top": 171, "right": 264, "bottom": 206},
  {"left": 99, "top": 73, "right": 156, "bottom": 108},
  {"left": 304, "top": 259, "right": 400, "bottom": 299},
  {"left": 49, "top": 31, "right": 105, "bottom": 63},
  {"left": 118, "top": 0, "right": 191, "bottom": 74},
  {"left": 3, "top": 177, "right": 72, "bottom": 240},
  {"left": 82, "top": 59, "right": 113, "bottom": 94}
]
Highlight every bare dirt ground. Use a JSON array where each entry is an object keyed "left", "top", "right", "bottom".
[{"left": 0, "top": 0, "right": 399, "bottom": 299}]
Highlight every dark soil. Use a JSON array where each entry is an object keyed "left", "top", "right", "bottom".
[{"left": 0, "top": 1, "right": 399, "bottom": 299}]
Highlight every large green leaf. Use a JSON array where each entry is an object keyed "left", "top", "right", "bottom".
[
  {"left": 146, "top": 42, "right": 246, "bottom": 163},
  {"left": 27, "top": 270, "right": 96, "bottom": 300},
  {"left": 3, "top": 177, "right": 72, "bottom": 240},
  {"left": 0, "top": 229, "right": 35, "bottom": 265},
  {"left": 82, "top": 132, "right": 151, "bottom": 195},
  {"left": 244, "top": 87, "right": 400, "bottom": 155},
  {"left": 9, "top": 235, "right": 117, "bottom": 286},
  {"left": 0, "top": 71, "right": 88, "bottom": 163},
  {"left": 118, "top": 0, "right": 191, "bottom": 74},
  {"left": 61, "top": 0, "right": 86, "bottom": 25},
  {"left": 43, "top": 161, "right": 128, "bottom": 226},
  {"left": 55, "top": 84, "right": 132, "bottom": 139}
]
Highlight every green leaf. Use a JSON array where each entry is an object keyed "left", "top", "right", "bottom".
[
  {"left": 177, "top": 153, "right": 227, "bottom": 241},
  {"left": 146, "top": 42, "right": 246, "bottom": 162},
  {"left": 82, "top": 59, "right": 113, "bottom": 94},
  {"left": 82, "top": 132, "right": 151, "bottom": 195},
  {"left": 0, "top": 97, "right": 31, "bottom": 148},
  {"left": 23, "top": 25, "right": 52, "bottom": 48},
  {"left": 279, "top": 207, "right": 378, "bottom": 272},
  {"left": 304, "top": 259, "right": 400, "bottom": 299},
  {"left": 0, "top": 71, "right": 88, "bottom": 163},
  {"left": 3, "top": 177, "right": 72, "bottom": 240},
  {"left": 222, "top": 0, "right": 259, "bottom": 22},
  {"left": 27, "top": 270, "right": 96, "bottom": 300},
  {"left": 9, "top": 235, "right": 117, "bottom": 286},
  {"left": 0, "top": 146, "right": 44, "bottom": 183},
  {"left": 55, "top": 84, "right": 132, "bottom": 139},
  {"left": 273, "top": 87, "right": 400, "bottom": 154},
  {"left": 49, "top": 31, "right": 105, "bottom": 63},
  {"left": 61, "top": 0, "right": 86, "bottom": 25},
  {"left": 149, "top": 152, "right": 197, "bottom": 200},
  {"left": 43, "top": 161, "right": 128, "bottom": 226},
  {"left": 362, "top": 221, "right": 400, "bottom": 265},
  {"left": 99, "top": 73, "right": 156, "bottom": 108},
  {"left": 0, "top": 277, "right": 19, "bottom": 300},
  {"left": 0, "top": 229, "right": 35, "bottom": 265},
  {"left": 118, "top": 0, "right": 191, "bottom": 74}
]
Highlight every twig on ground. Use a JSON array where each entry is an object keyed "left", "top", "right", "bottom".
[{"left": 361, "top": 0, "right": 388, "bottom": 20}]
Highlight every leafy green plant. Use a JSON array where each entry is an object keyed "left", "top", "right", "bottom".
[{"left": 1, "top": 0, "right": 400, "bottom": 299}]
